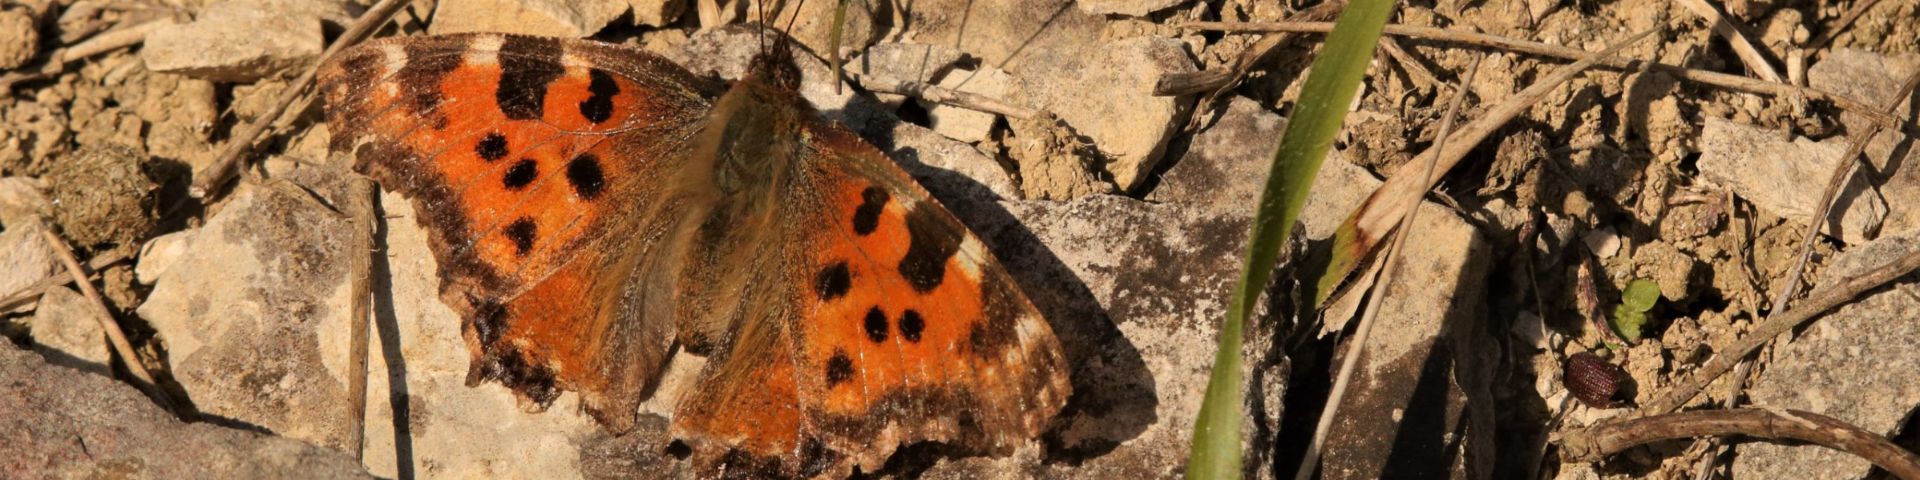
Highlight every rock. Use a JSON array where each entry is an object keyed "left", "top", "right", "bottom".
[
  {"left": 0, "top": 98, "right": 70, "bottom": 175},
  {"left": 1809, "top": 49, "right": 1920, "bottom": 135},
  {"left": 0, "top": 218, "right": 58, "bottom": 314},
  {"left": 1015, "top": 36, "right": 1196, "bottom": 192},
  {"left": 141, "top": 1, "right": 324, "bottom": 82},
  {"left": 923, "top": 65, "right": 1014, "bottom": 143},
  {"left": 29, "top": 286, "right": 110, "bottom": 375},
  {"left": 0, "top": 342, "right": 374, "bottom": 479},
  {"left": 43, "top": 144, "right": 156, "bottom": 248},
  {"left": 134, "top": 229, "right": 196, "bottom": 285},
  {"left": 0, "top": 7, "right": 38, "bottom": 70},
  {"left": 627, "top": 0, "right": 684, "bottom": 27},
  {"left": 0, "top": 176, "right": 50, "bottom": 225},
  {"left": 1736, "top": 229, "right": 1920, "bottom": 479},
  {"left": 1076, "top": 0, "right": 1189, "bottom": 16},
  {"left": 848, "top": 42, "right": 969, "bottom": 107},
  {"left": 1313, "top": 184, "right": 1495, "bottom": 480},
  {"left": 428, "top": 0, "right": 628, "bottom": 37},
  {"left": 764, "top": 0, "right": 883, "bottom": 60},
  {"left": 1149, "top": 97, "right": 1285, "bottom": 215},
  {"left": 137, "top": 174, "right": 358, "bottom": 451},
  {"left": 665, "top": 25, "right": 887, "bottom": 131},
  {"left": 1696, "top": 117, "right": 1886, "bottom": 245},
  {"left": 866, "top": 119, "right": 1021, "bottom": 200}
]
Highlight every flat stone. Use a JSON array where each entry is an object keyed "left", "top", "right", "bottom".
[
  {"left": 1735, "top": 229, "right": 1920, "bottom": 479},
  {"left": 135, "top": 228, "right": 196, "bottom": 285},
  {"left": 1015, "top": 36, "right": 1196, "bottom": 192},
  {"left": 428, "top": 0, "right": 628, "bottom": 37},
  {"left": 1149, "top": 97, "right": 1287, "bottom": 217},
  {"left": 0, "top": 342, "right": 374, "bottom": 479},
  {"left": 866, "top": 119, "right": 1021, "bottom": 200},
  {"left": 0, "top": 217, "right": 58, "bottom": 314},
  {"left": 0, "top": 176, "right": 50, "bottom": 225},
  {"left": 1697, "top": 116, "right": 1887, "bottom": 245},
  {"left": 29, "top": 286, "right": 111, "bottom": 375},
  {"left": 924, "top": 65, "right": 1015, "bottom": 143},
  {"left": 1076, "top": 0, "right": 1190, "bottom": 16},
  {"left": 140, "top": 0, "right": 323, "bottom": 82}
]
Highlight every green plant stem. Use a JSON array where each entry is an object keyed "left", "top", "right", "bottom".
[{"left": 1182, "top": 0, "right": 1399, "bottom": 478}]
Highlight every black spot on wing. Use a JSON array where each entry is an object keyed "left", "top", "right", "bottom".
[
  {"left": 825, "top": 350, "right": 854, "bottom": 387},
  {"left": 505, "top": 217, "right": 537, "bottom": 255},
  {"left": 503, "top": 159, "right": 538, "bottom": 189},
  {"left": 566, "top": 153, "right": 605, "bottom": 199},
  {"left": 851, "top": 186, "right": 888, "bottom": 235},
  {"left": 968, "top": 272, "right": 1025, "bottom": 356},
  {"left": 476, "top": 133, "right": 509, "bottom": 162},
  {"left": 899, "top": 309, "right": 925, "bottom": 343},
  {"left": 579, "top": 68, "right": 619, "bottom": 123},
  {"left": 394, "top": 41, "right": 463, "bottom": 117},
  {"left": 898, "top": 206, "right": 962, "bottom": 292},
  {"left": 495, "top": 36, "right": 565, "bottom": 121},
  {"left": 863, "top": 307, "right": 888, "bottom": 343},
  {"left": 815, "top": 261, "right": 851, "bottom": 301}
]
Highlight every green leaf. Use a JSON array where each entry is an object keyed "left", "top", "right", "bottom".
[
  {"left": 1609, "top": 278, "right": 1660, "bottom": 342},
  {"left": 1610, "top": 306, "right": 1646, "bottom": 343},
  {"left": 1622, "top": 278, "right": 1660, "bottom": 312},
  {"left": 1183, "top": 1, "right": 1399, "bottom": 478}
]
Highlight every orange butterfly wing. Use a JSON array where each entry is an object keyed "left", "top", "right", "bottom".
[
  {"left": 320, "top": 33, "right": 722, "bottom": 431},
  {"left": 668, "top": 113, "right": 1070, "bottom": 476}
]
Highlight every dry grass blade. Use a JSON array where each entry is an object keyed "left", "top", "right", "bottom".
[
  {"left": 1315, "top": 27, "right": 1659, "bottom": 305},
  {"left": 1158, "top": 1, "right": 1345, "bottom": 133},
  {"left": 41, "top": 231, "right": 179, "bottom": 415},
  {"left": 191, "top": 0, "right": 411, "bottom": 200},
  {"left": 1294, "top": 54, "right": 1480, "bottom": 480},
  {"left": 1561, "top": 408, "right": 1920, "bottom": 479}
]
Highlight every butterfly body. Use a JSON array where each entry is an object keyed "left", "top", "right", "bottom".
[{"left": 321, "top": 31, "right": 1069, "bottom": 478}]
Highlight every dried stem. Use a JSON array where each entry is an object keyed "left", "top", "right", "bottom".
[
  {"left": 1675, "top": 0, "right": 1782, "bottom": 83},
  {"left": 1560, "top": 408, "right": 1920, "bottom": 479},
  {"left": 1806, "top": 0, "right": 1886, "bottom": 52},
  {"left": 41, "top": 231, "right": 178, "bottom": 415},
  {"left": 191, "top": 0, "right": 411, "bottom": 199}
]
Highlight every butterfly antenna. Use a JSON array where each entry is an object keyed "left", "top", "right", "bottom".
[{"left": 782, "top": 0, "right": 808, "bottom": 40}]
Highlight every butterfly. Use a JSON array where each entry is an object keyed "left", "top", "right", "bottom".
[{"left": 317, "top": 28, "right": 1070, "bottom": 478}]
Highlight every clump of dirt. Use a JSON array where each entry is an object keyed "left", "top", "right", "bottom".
[{"left": 43, "top": 144, "right": 159, "bottom": 249}]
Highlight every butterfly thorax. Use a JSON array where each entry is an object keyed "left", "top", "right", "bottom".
[{"left": 697, "top": 52, "right": 814, "bottom": 197}]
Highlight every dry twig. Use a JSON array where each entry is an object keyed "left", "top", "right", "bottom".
[
  {"left": 41, "top": 231, "right": 178, "bottom": 415},
  {"left": 1561, "top": 408, "right": 1920, "bottom": 479},
  {"left": 0, "top": 19, "right": 173, "bottom": 91},
  {"left": 1806, "top": 0, "right": 1887, "bottom": 52},
  {"left": 191, "top": 0, "right": 411, "bottom": 199},
  {"left": 1675, "top": 0, "right": 1782, "bottom": 83}
]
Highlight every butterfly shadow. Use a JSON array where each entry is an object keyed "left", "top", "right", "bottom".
[{"left": 868, "top": 136, "right": 1159, "bottom": 468}]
